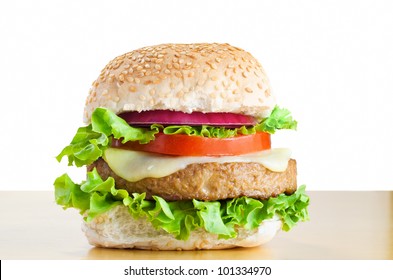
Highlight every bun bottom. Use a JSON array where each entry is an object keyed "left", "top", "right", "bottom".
[{"left": 82, "top": 205, "right": 282, "bottom": 250}]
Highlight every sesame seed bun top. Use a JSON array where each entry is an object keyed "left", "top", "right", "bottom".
[{"left": 84, "top": 43, "right": 276, "bottom": 123}]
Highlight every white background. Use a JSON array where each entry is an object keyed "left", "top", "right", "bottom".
[{"left": 0, "top": 0, "right": 392, "bottom": 191}]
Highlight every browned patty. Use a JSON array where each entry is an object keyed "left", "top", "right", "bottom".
[{"left": 88, "top": 158, "right": 297, "bottom": 201}]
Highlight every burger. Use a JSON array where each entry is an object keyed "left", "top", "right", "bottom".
[{"left": 54, "top": 43, "right": 309, "bottom": 250}]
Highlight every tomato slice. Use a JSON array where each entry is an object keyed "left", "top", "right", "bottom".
[{"left": 111, "top": 132, "right": 271, "bottom": 156}]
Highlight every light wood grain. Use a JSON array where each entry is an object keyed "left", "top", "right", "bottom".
[{"left": 0, "top": 191, "right": 392, "bottom": 259}]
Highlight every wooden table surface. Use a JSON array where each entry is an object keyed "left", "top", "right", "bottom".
[{"left": 0, "top": 191, "right": 392, "bottom": 260}]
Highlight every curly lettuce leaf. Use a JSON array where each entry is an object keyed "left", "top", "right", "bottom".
[
  {"left": 156, "top": 124, "right": 241, "bottom": 138},
  {"left": 56, "top": 106, "right": 297, "bottom": 167},
  {"left": 55, "top": 125, "right": 108, "bottom": 167},
  {"left": 91, "top": 108, "right": 158, "bottom": 144},
  {"left": 54, "top": 169, "right": 309, "bottom": 240},
  {"left": 56, "top": 108, "right": 158, "bottom": 167},
  {"left": 255, "top": 106, "right": 298, "bottom": 134}
]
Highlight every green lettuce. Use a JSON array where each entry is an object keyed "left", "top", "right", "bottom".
[
  {"left": 56, "top": 106, "right": 297, "bottom": 167},
  {"left": 54, "top": 169, "right": 309, "bottom": 240},
  {"left": 256, "top": 106, "right": 297, "bottom": 134}
]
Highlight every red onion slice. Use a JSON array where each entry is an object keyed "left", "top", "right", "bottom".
[{"left": 118, "top": 110, "right": 257, "bottom": 127}]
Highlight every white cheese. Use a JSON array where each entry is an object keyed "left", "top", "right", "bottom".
[{"left": 103, "top": 148, "right": 292, "bottom": 182}]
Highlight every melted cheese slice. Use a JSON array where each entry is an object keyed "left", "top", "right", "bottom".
[{"left": 103, "top": 148, "right": 292, "bottom": 182}]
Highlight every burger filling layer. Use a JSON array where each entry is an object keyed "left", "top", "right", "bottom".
[{"left": 55, "top": 106, "right": 309, "bottom": 241}]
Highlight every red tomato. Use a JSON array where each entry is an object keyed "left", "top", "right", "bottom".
[{"left": 111, "top": 132, "right": 271, "bottom": 156}]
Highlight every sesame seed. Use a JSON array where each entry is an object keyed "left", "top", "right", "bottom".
[
  {"left": 211, "top": 76, "right": 218, "bottom": 81},
  {"left": 134, "top": 78, "right": 141, "bottom": 84},
  {"left": 179, "top": 58, "right": 184, "bottom": 64},
  {"left": 164, "top": 69, "right": 171, "bottom": 74},
  {"left": 215, "top": 57, "right": 221, "bottom": 63},
  {"left": 145, "top": 63, "right": 150, "bottom": 68},
  {"left": 158, "top": 74, "right": 167, "bottom": 80},
  {"left": 167, "top": 63, "right": 173, "bottom": 69},
  {"left": 254, "top": 71, "right": 261, "bottom": 77},
  {"left": 175, "top": 71, "right": 182, "bottom": 78},
  {"left": 242, "top": 72, "right": 247, "bottom": 78},
  {"left": 188, "top": 71, "right": 195, "bottom": 77},
  {"left": 257, "top": 83, "right": 263, "bottom": 89},
  {"left": 245, "top": 87, "right": 253, "bottom": 93},
  {"left": 173, "top": 63, "right": 180, "bottom": 69},
  {"left": 136, "top": 65, "right": 143, "bottom": 71},
  {"left": 139, "top": 95, "right": 146, "bottom": 101},
  {"left": 177, "top": 90, "right": 184, "bottom": 98},
  {"left": 126, "top": 76, "right": 134, "bottom": 83},
  {"left": 155, "top": 64, "right": 161, "bottom": 70},
  {"left": 149, "top": 89, "right": 156, "bottom": 95},
  {"left": 129, "top": 86, "right": 137, "bottom": 92}
]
